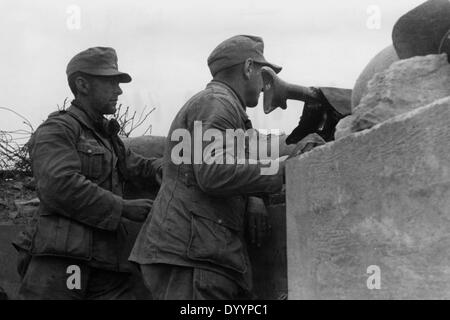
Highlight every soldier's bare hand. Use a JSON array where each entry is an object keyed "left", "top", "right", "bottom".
[{"left": 122, "top": 199, "right": 153, "bottom": 222}]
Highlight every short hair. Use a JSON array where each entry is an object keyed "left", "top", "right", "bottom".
[{"left": 67, "top": 71, "right": 94, "bottom": 96}]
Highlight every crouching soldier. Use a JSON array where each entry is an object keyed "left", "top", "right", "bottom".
[{"left": 17, "top": 47, "right": 161, "bottom": 300}]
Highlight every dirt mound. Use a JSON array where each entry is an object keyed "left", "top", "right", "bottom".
[{"left": 0, "top": 175, "right": 37, "bottom": 225}]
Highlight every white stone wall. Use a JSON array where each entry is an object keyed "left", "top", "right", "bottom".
[{"left": 287, "top": 97, "right": 450, "bottom": 299}]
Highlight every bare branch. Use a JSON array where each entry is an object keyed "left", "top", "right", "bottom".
[
  {"left": 0, "top": 107, "right": 34, "bottom": 174},
  {"left": 113, "top": 104, "right": 155, "bottom": 137}
]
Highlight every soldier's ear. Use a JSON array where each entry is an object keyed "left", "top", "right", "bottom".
[
  {"left": 243, "top": 58, "right": 253, "bottom": 80},
  {"left": 75, "top": 75, "right": 91, "bottom": 95}
]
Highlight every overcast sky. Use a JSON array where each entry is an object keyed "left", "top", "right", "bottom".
[{"left": 0, "top": 0, "right": 424, "bottom": 137}]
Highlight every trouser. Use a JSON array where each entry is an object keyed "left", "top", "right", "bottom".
[
  {"left": 18, "top": 256, "right": 149, "bottom": 300},
  {"left": 0, "top": 286, "right": 7, "bottom": 300},
  {"left": 140, "top": 263, "right": 250, "bottom": 300}
]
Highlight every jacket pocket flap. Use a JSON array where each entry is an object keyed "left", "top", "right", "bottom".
[
  {"left": 30, "top": 215, "right": 92, "bottom": 260},
  {"left": 76, "top": 143, "right": 105, "bottom": 155},
  {"left": 187, "top": 213, "right": 247, "bottom": 274},
  {"left": 187, "top": 200, "right": 242, "bottom": 232}
]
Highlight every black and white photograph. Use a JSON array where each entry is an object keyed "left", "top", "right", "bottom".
[{"left": 0, "top": 0, "right": 449, "bottom": 308}]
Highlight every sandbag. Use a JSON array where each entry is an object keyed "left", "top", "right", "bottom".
[
  {"left": 351, "top": 45, "right": 399, "bottom": 110},
  {"left": 336, "top": 54, "right": 450, "bottom": 139}
]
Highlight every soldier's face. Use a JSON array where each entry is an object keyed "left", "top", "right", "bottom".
[
  {"left": 245, "top": 62, "right": 264, "bottom": 108},
  {"left": 89, "top": 77, "right": 123, "bottom": 115}
]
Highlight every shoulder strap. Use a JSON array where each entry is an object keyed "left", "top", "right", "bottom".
[{"left": 60, "top": 110, "right": 83, "bottom": 144}]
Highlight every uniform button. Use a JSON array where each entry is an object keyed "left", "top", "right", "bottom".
[
  {"left": 87, "top": 149, "right": 92, "bottom": 154},
  {"left": 217, "top": 219, "right": 223, "bottom": 224}
]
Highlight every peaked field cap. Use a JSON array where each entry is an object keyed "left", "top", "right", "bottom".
[
  {"left": 66, "top": 47, "right": 132, "bottom": 83},
  {"left": 392, "top": 0, "right": 450, "bottom": 59},
  {"left": 207, "top": 35, "right": 282, "bottom": 76}
]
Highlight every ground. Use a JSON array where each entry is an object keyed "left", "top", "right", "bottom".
[
  {"left": 0, "top": 172, "right": 36, "bottom": 299},
  {"left": 0, "top": 173, "right": 37, "bottom": 226}
]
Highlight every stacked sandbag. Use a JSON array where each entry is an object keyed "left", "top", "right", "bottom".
[
  {"left": 336, "top": 53, "right": 450, "bottom": 139},
  {"left": 351, "top": 45, "right": 399, "bottom": 110}
]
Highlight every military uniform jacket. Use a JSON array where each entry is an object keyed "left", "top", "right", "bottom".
[
  {"left": 29, "top": 103, "right": 159, "bottom": 272},
  {"left": 129, "top": 81, "right": 284, "bottom": 290}
]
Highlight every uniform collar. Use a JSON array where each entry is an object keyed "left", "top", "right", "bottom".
[
  {"left": 208, "top": 80, "right": 250, "bottom": 124},
  {"left": 66, "top": 101, "right": 113, "bottom": 152},
  {"left": 68, "top": 100, "right": 107, "bottom": 134}
]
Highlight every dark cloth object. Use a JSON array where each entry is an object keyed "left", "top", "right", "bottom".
[
  {"left": 18, "top": 256, "right": 150, "bottom": 300},
  {"left": 16, "top": 249, "right": 32, "bottom": 280},
  {"left": 286, "top": 87, "right": 352, "bottom": 144},
  {"left": 12, "top": 210, "right": 38, "bottom": 279},
  {"left": 207, "top": 35, "right": 282, "bottom": 76},
  {"left": 286, "top": 100, "right": 323, "bottom": 145},
  {"left": 319, "top": 87, "right": 352, "bottom": 116},
  {"left": 66, "top": 47, "right": 131, "bottom": 83},
  {"left": 23, "top": 102, "right": 159, "bottom": 272},
  {"left": 107, "top": 118, "right": 130, "bottom": 181},
  {"left": 130, "top": 81, "right": 284, "bottom": 293},
  {"left": 0, "top": 286, "right": 7, "bottom": 300},
  {"left": 140, "top": 264, "right": 250, "bottom": 300},
  {"left": 392, "top": 0, "right": 450, "bottom": 60}
]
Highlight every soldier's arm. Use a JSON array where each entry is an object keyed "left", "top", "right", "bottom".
[
  {"left": 123, "top": 147, "right": 163, "bottom": 184},
  {"left": 192, "top": 97, "right": 284, "bottom": 197},
  {"left": 31, "top": 118, "right": 124, "bottom": 231}
]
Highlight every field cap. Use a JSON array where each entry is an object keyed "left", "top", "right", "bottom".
[
  {"left": 207, "top": 35, "right": 282, "bottom": 76},
  {"left": 66, "top": 47, "right": 132, "bottom": 83}
]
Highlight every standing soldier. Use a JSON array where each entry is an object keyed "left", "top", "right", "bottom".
[
  {"left": 130, "top": 35, "right": 286, "bottom": 300},
  {"left": 18, "top": 47, "right": 161, "bottom": 299}
]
